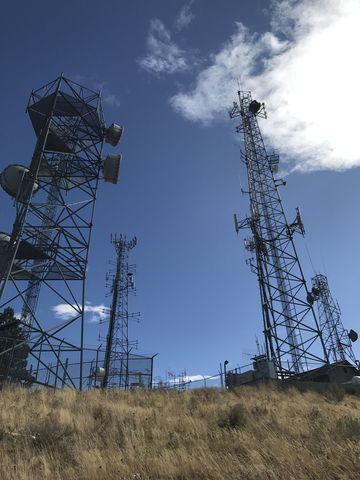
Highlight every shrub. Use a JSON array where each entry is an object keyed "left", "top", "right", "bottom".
[
  {"left": 219, "top": 403, "right": 247, "bottom": 429},
  {"left": 323, "top": 384, "right": 345, "bottom": 403},
  {"left": 333, "top": 416, "right": 360, "bottom": 441}
]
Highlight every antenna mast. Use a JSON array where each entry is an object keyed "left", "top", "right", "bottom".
[
  {"left": 101, "top": 234, "right": 139, "bottom": 388},
  {"left": 312, "top": 274, "right": 358, "bottom": 365},
  {"left": 230, "top": 91, "right": 329, "bottom": 377}
]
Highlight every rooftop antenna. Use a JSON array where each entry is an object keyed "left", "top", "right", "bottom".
[
  {"left": 236, "top": 76, "right": 243, "bottom": 92},
  {"left": 255, "top": 336, "right": 261, "bottom": 356}
]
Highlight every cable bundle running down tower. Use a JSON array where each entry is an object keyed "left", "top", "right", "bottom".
[
  {"left": 230, "top": 91, "right": 329, "bottom": 377},
  {"left": 101, "top": 234, "right": 139, "bottom": 389},
  {"left": 312, "top": 274, "right": 358, "bottom": 365}
]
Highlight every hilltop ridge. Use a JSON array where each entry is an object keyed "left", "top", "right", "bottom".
[{"left": 0, "top": 384, "right": 359, "bottom": 479}]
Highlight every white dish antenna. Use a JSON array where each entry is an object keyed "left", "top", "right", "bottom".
[
  {"left": 95, "top": 366, "right": 106, "bottom": 379},
  {"left": 0, "top": 164, "right": 39, "bottom": 199}
]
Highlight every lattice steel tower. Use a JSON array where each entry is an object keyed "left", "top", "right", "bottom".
[
  {"left": 101, "top": 235, "right": 139, "bottom": 389},
  {"left": 312, "top": 274, "right": 358, "bottom": 365},
  {"left": 19, "top": 176, "right": 61, "bottom": 332},
  {"left": 230, "top": 91, "right": 329, "bottom": 377},
  {"left": 0, "top": 75, "right": 123, "bottom": 388}
]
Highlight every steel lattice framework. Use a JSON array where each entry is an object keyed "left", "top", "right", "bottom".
[
  {"left": 0, "top": 75, "right": 108, "bottom": 389},
  {"left": 230, "top": 91, "right": 329, "bottom": 377},
  {"left": 20, "top": 177, "right": 61, "bottom": 331},
  {"left": 101, "top": 235, "right": 139, "bottom": 389},
  {"left": 312, "top": 274, "right": 357, "bottom": 365}
]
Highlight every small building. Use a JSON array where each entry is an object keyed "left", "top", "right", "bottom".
[
  {"left": 226, "top": 355, "right": 277, "bottom": 388},
  {"left": 226, "top": 357, "right": 360, "bottom": 389},
  {"left": 289, "top": 360, "right": 359, "bottom": 384}
]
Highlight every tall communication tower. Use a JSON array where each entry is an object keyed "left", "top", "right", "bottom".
[
  {"left": 311, "top": 274, "right": 358, "bottom": 365},
  {"left": 230, "top": 91, "right": 329, "bottom": 377},
  {"left": 101, "top": 234, "right": 139, "bottom": 389},
  {"left": 0, "top": 75, "right": 123, "bottom": 388}
]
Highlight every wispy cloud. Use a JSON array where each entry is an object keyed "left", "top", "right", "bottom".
[
  {"left": 170, "top": 0, "right": 360, "bottom": 173},
  {"left": 102, "top": 91, "right": 121, "bottom": 108},
  {"left": 52, "top": 302, "right": 109, "bottom": 324},
  {"left": 174, "top": 1, "right": 195, "bottom": 31},
  {"left": 170, "top": 24, "right": 285, "bottom": 123},
  {"left": 139, "top": 19, "right": 190, "bottom": 75},
  {"left": 93, "top": 82, "right": 121, "bottom": 107},
  {"left": 72, "top": 76, "right": 121, "bottom": 108}
]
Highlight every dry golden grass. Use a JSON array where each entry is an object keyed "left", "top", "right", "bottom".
[{"left": 0, "top": 384, "right": 359, "bottom": 479}]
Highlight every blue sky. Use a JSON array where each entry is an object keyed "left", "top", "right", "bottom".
[{"left": 1, "top": 0, "right": 360, "bottom": 384}]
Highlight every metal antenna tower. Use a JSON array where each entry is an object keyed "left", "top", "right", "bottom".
[
  {"left": 312, "top": 274, "right": 358, "bottom": 365},
  {"left": 0, "top": 75, "right": 123, "bottom": 388},
  {"left": 230, "top": 91, "right": 329, "bottom": 378},
  {"left": 101, "top": 234, "right": 139, "bottom": 389},
  {"left": 20, "top": 178, "right": 61, "bottom": 332}
]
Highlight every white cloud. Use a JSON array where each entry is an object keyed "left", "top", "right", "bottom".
[
  {"left": 170, "top": 374, "right": 213, "bottom": 384},
  {"left": 174, "top": 1, "right": 195, "bottom": 31},
  {"left": 170, "top": 0, "right": 360, "bottom": 172},
  {"left": 183, "top": 374, "right": 212, "bottom": 383},
  {"left": 139, "top": 19, "right": 190, "bottom": 75},
  {"left": 52, "top": 302, "right": 109, "bottom": 324},
  {"left": 102, "top": 90, "right": 121, "bottom": 108}
]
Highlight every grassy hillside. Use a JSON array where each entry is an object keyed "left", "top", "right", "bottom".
[{"left": 0, "top": 384, "right": 359, "bottom": 479}]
